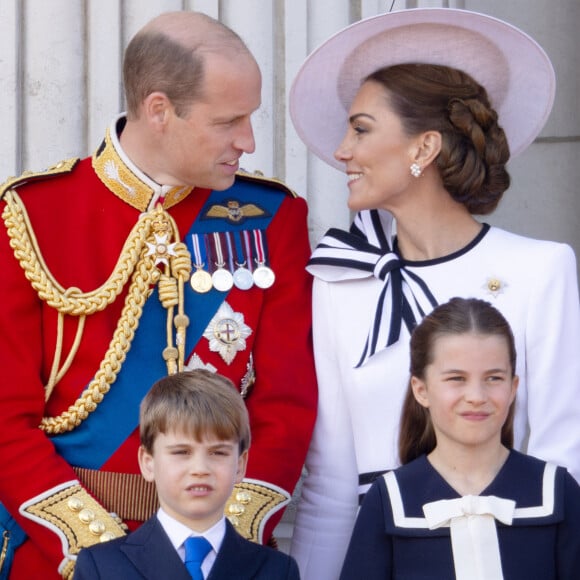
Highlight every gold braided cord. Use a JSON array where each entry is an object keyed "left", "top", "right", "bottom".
[
  {"left": 175, "top": 277, "right": 189, "bottom": 372},
  {"left": 45, "top": 312, "right": 86, "bottom": 402},
  {"left": 2, "top": 190, "right": 154, "bottom": 315},
  {"left": 52, "top": 314, "right": 86, "bottom": 391},
  {"left": 157, "top": 273, "right": 178, "bottom": 308},
  {"left": 39, "top": 253, "right": 160, "bottom": 434},
  {"left": 1, "top": 190, "right": 191, "bottom": 434},
  {"left": 169, "top": 242, "right": 192, "bottom": 372},
  {"left": 155, "top": 240, "right": 192, "bottom": 374}
]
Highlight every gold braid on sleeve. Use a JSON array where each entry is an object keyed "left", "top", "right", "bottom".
[
  {"left": 225, "top": 480, "right": 291, "bottom": 544},
  {"left": 1, "top": 191, "right": 191, "bottom": 434},
  {"left": 19, "top": 482, "right": 128, "bottom": 580}
]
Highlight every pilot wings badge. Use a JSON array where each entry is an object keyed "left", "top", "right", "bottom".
[{"left": 203, "top": 199, "right": 268, "bottom": 224}]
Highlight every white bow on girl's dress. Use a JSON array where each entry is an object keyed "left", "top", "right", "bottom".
[{"left": 423, "top": 495, "right": 516, "bottom": 580}]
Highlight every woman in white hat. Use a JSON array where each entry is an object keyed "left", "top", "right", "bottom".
[{"left": 289, "top": 8, "right": 580, "bottom": 580}]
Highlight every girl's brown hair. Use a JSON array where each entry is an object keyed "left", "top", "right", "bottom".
[{"left": 399, "top": 297, "right": 516, "bottom": 464}]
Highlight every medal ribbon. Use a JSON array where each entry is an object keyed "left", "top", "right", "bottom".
[
  {"left": 191, "top": 234, "right": 207, "bottom": 269},
  {"left": 212, "top": 232, "right": 226, "bottom": 268},
  {"left": 252, "top": 229, "right": 268, "bottom": 266},
  {"left": 204, "top": 233, "right": 217, "bottom": 275},
  {"left": 242, "top": 230, "right": 255, "bottom": 272},
  {"left": 231, "top": 231, "right": 245, "bottom": 267},
  {"left": 229, "top": 231, "right": 254, "bottom": 290},
  {"left": 224, "top": 231, "right": 236, "bottom": 272}
]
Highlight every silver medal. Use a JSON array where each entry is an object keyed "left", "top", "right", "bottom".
[
  {"left": 212, "top": 267, "right": 234, "bottom": 292},
  {"left": 253, "top": 264, "right": 275, "bottom": 289},
  {"left": 233, "top": 266, "right": 254, "bottom": 290}
]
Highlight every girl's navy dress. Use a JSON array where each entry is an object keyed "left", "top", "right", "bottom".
[{"left": 340, "top": 450, "right": 580, "bottom": 579}]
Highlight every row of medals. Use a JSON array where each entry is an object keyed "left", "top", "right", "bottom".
[{"left": 190, "top": 260, "right": 275, "bottom": 293}]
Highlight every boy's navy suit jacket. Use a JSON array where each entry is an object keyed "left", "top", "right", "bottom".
[{"left": 73, "top": 516, "right": 300, "bottom": 579}]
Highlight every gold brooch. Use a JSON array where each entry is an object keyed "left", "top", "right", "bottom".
[{"left": 483, "top": 277, "right": 508, "bottom": 298}]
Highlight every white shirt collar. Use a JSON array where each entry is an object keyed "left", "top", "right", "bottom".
[{"left": 156, "top": 507, "right": 226, "bottom": 564}]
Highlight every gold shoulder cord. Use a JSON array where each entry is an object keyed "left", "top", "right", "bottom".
[{"left": 1, "top": 191, "right": 192, "bottom": 434}]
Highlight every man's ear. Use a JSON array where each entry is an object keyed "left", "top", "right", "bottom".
[
  {"left": 142, "top": 91, "right": 172, "bottom": 128},
  {"left": 138, "top": 445, "right": 155, "bottom": 482},
  {"left": 411, "top": 376, "right": 430, "bottom": 408}
]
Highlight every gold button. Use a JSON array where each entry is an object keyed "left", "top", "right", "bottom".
[
  {"left": 235, "top": 491, "right": 252, "bottom": 504},
  {"left": 79, "top": 508, "right": 95, "bottom": 523},
  {"left": 89, "top": 520, "right": 106, "bottom": 535},
  {"left": 488, "top": 279, "right": 501, "bottom": 292},
  {"left": 67, "top": 497, "right": 84, "bottom": 512},
  {"left": 99, "top": 532, "right": 116, "bottom": 542},
  {"left": 228, "top": 503, "right": 245, "bottom": 516}
]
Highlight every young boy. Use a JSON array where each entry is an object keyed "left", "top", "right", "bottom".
[{"left": 73, "top": 370, "right": 300, "bottom": 579}]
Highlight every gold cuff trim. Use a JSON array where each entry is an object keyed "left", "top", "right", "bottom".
[
  {"left": 20, "top": 482, "right": 126, "bottom": 558},
  {"left": 225, "top": 480, "right": 291, "bottom": 544},
  {"left": 59, "top": 557, "right": 75, "bottom": 580}
]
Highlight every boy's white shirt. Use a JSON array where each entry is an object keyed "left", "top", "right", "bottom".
[{"left": 156, "top": 507, "right": 226, "bottom": 576}]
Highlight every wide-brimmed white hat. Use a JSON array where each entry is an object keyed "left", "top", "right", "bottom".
[{"left": 290, "top": 8, "right": 555, "bottom": 171}]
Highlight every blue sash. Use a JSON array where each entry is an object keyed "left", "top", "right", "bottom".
[{"left": 51, "top": 179, "right": 285, "bottom": 468}]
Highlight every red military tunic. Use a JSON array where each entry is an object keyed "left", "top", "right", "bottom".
[{"left": 0, "top": 116, "right": 317, "bottom": 578}]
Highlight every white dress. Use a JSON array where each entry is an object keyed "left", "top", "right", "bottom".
[{"left": 290, "top": 210, "right": 580, "bottom": 580}]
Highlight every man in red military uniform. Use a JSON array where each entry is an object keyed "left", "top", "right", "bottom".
[{"left": 0, "top": 11, "right": 316, "bottom": 579}]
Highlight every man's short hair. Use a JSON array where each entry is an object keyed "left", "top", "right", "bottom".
[{"left": 122, "top": 12, "right": 250, "bottom": 118}]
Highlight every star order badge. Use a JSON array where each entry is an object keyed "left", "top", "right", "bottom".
[{"left": 203, "top": 302, "right": 252, "bottom": 364}]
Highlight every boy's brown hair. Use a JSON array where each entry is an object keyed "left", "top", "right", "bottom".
[{"left": 140, "top": 369, "right": 251, "bottom": 454}]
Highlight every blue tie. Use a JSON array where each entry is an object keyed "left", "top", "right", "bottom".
[{"left": 184, "top": 536, "right": 212, "bottom": 580}]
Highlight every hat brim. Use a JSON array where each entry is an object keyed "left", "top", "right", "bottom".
[{"left": 290, "top": 8, "right": 555, "bottom": 171}]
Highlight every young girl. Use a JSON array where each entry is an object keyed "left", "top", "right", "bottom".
[{"left": 340, "top": 297, "right": 580, "bottom": 579}]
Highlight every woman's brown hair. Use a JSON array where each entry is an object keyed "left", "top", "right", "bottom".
[{"left": 366, "top": 63, "right": 511, "bottom": 215}]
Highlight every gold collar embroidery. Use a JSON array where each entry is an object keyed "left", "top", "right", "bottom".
[{"left": 92, "top": 116, "right": 193, "bottom": 212}]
